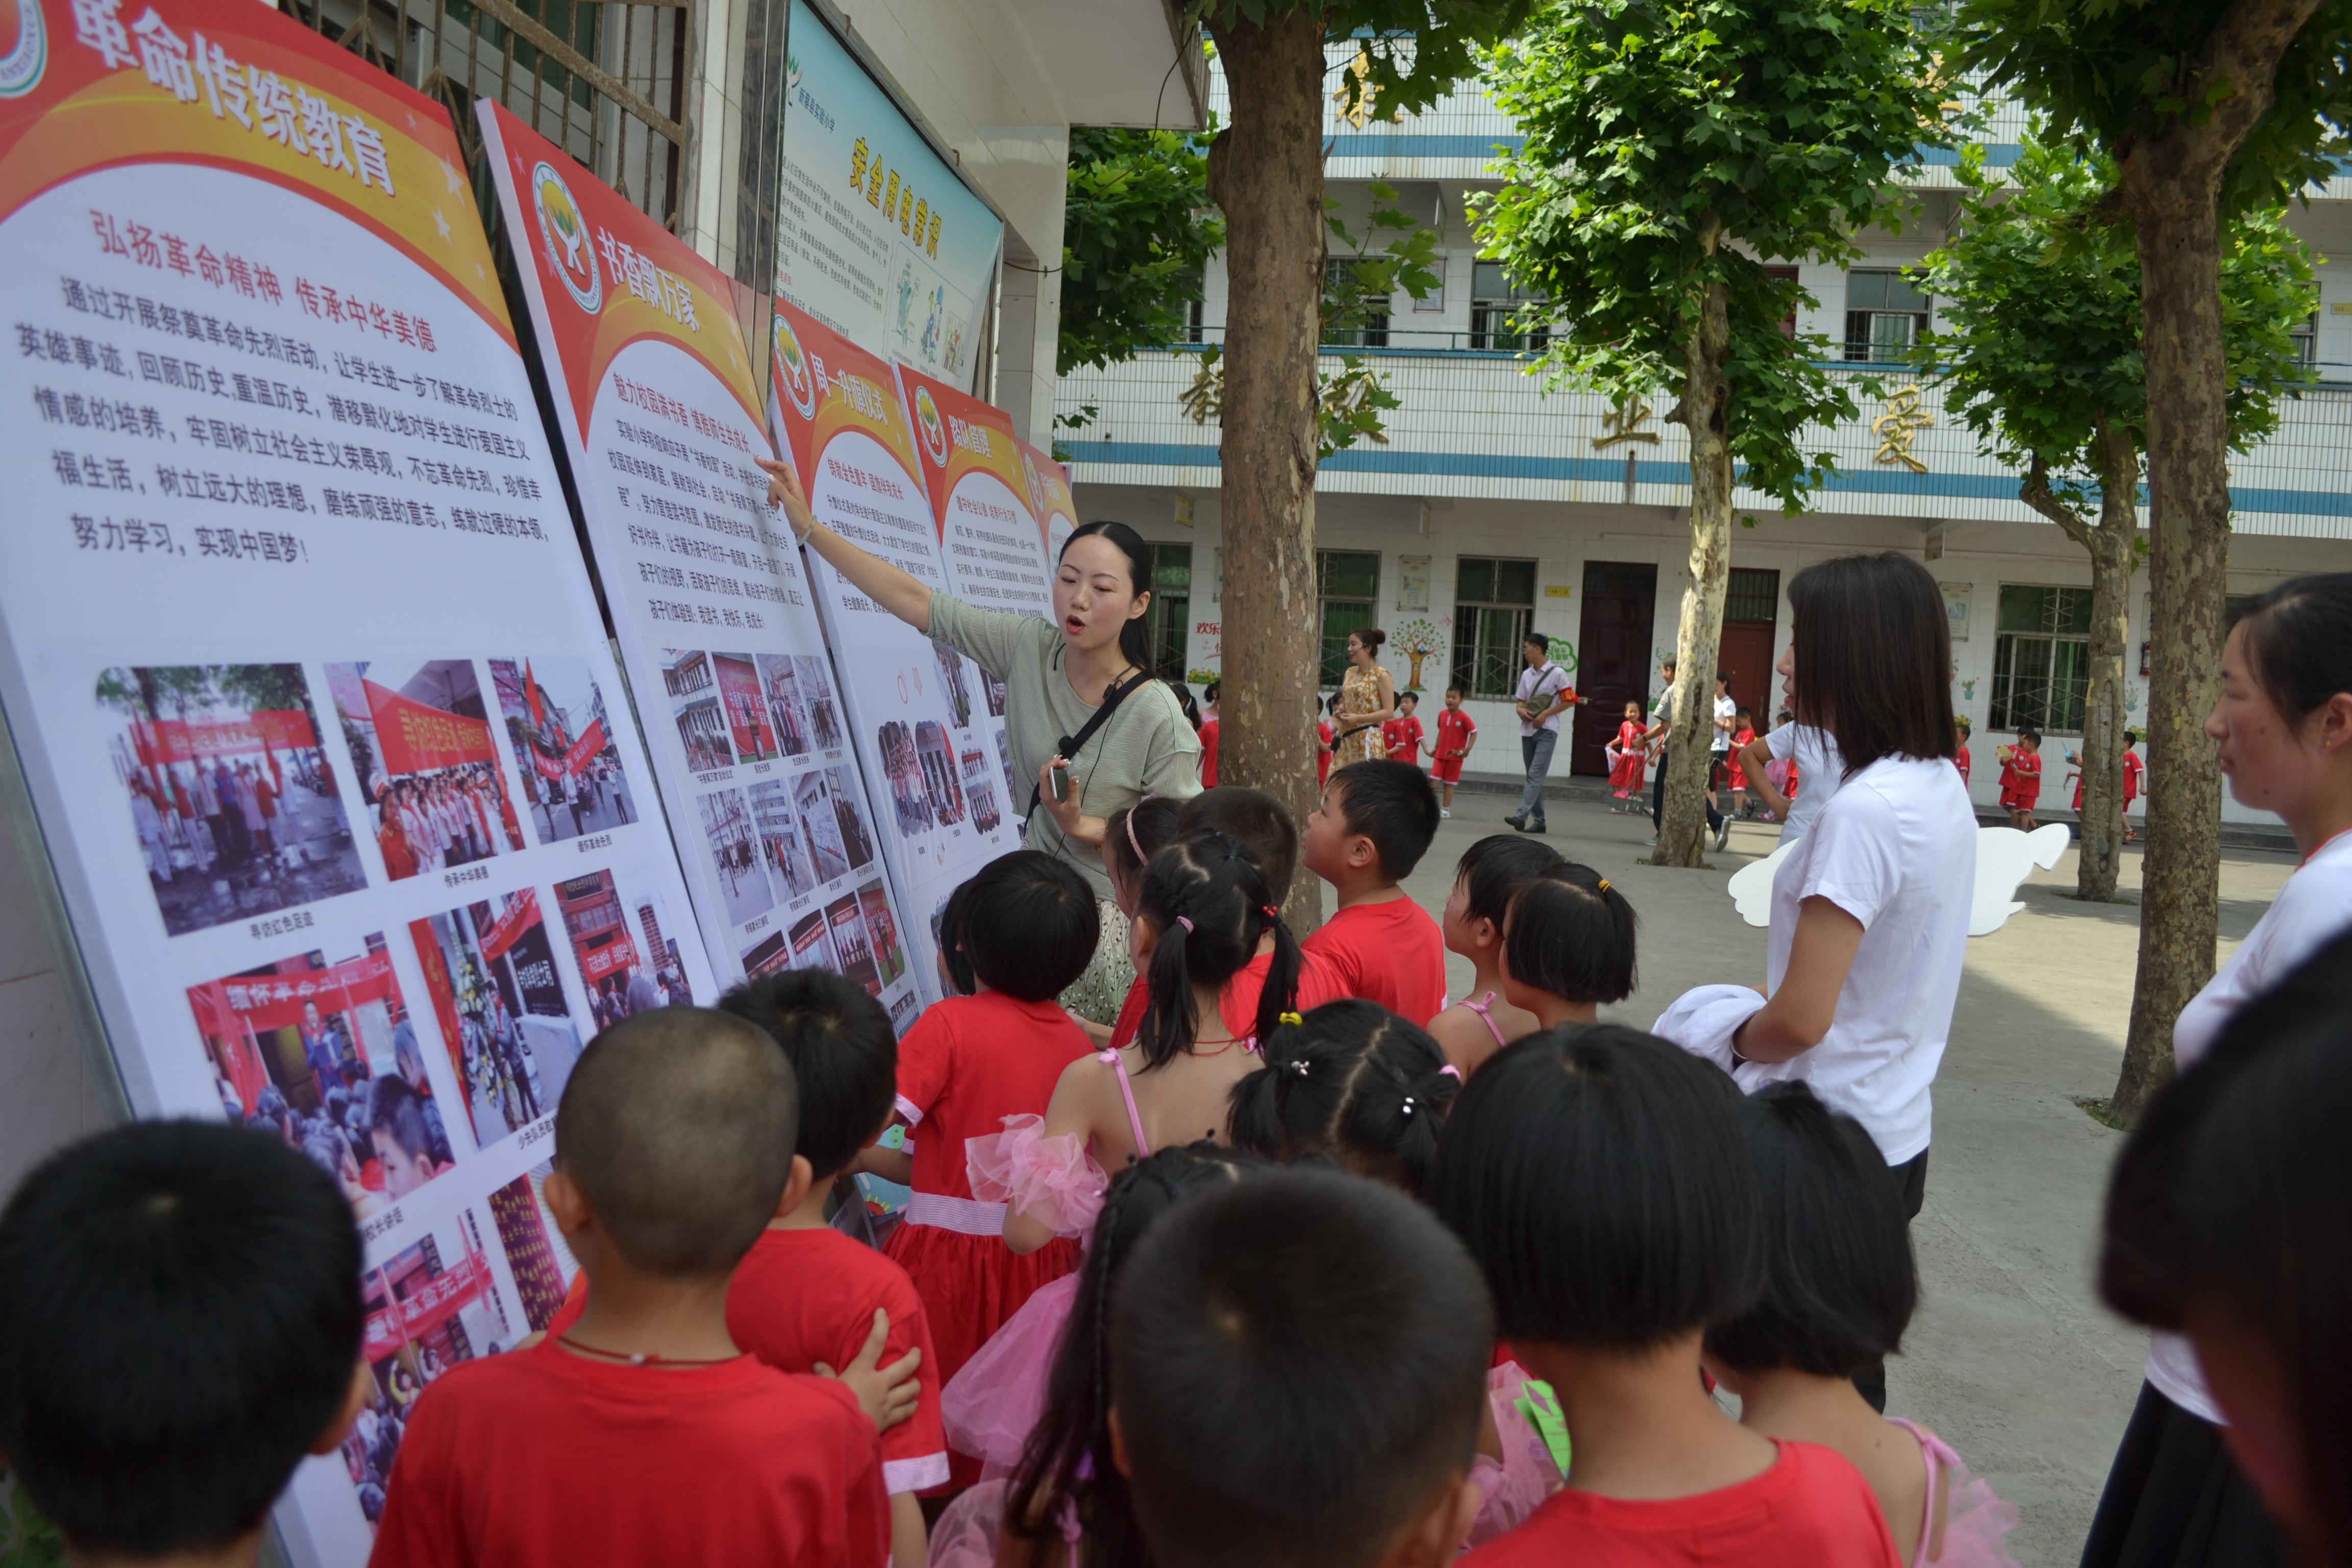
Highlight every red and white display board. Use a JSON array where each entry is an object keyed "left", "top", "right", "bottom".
[
  {"left": 767, "top": 302, "right": 1025, "bottom": 1006},
  {"left": 476, "top": 103, "right": 919, "bottom": 1025},
  {"left": 0, "top": 2, "right": 714, "bottom": 1560}
]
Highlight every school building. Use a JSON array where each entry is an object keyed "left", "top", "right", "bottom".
[{"left": 1057, "top": 54, "right": 2352, "bottom": 828}]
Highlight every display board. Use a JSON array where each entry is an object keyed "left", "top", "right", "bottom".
[
  {"left": 774, "top": 0, "right": 1001, "bottom": 391},
  {"left": 768, "top": 301, "right": 1023, "bottom": 1007},
  {"left": 476, "top": 104, "right": 918, "bottom": 1024},
  {"left": 895, "top": 365, "right": 1055, "bottom": 856},
  {"left": 1018, "top": 435, "right": 1080, "bottom": 564},
  {"left": 0, "top": 3, "right": 714, "bottom": 1560}
]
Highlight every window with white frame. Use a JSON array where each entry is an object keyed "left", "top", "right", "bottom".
[
  {"left": 1989, "top": 585, "right": 2092, "bottom": 733},
  {"left": 1449, "top": 557, "right": 1537, "bottom": 699},
  {"left": 1469, "top": 260, "right": 1548, "bottom": 351},
  {"left": 1844, "top": 268, "right": 1931, "bottom": 362}
]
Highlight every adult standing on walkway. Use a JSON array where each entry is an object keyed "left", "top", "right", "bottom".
[
  {"left": 2080, "top": 573, "right": 2352, "bottom": 1568},
  {"left": 1646, "top": 657, "right": 1725, "bottom": 848},
  {"left": 1330, "top": 628, "right": 1394, "bottom": 769},
  {"left": 1505, "top": 631, "right": 1575, "bottom": 835},
  {"left": 759, "top": 458, "right": 1199, "bottom": 1017},
  {"left": 1724, "top": 553, "right": 1975, "bottom": 1411}
]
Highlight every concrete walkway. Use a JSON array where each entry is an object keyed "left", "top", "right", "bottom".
[{"left": 1390, "top": 795, "right": 2296, "bottom": 1567}]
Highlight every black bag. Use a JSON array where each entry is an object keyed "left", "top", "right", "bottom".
[{"left": 1025, "top": 669, "right": 1155, "bottom": 824}]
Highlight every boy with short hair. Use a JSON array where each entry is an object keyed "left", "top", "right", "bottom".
[
  {"left": 1383, "top": 691, "right": 1427, "bottom": 771},
  {"left": 1302, "top": 759, "right": 1447, "bottom": 1023},
  {"left": 1430, "top": 687, "right": 1477, "bottom": 819},
  {"left": 1997, "top": 726, "right": 2043, "bottom": 831},
  {"left": 372, "top": 1008, "right": 889, "bottom": 1565},
  {"left": 0, "top": 1121, "right": 367, "bottom": 1568},
  {"left": 1953, "top": 715, "right": 1972, "bottom": 790},
  {"left": 1110, "top": 1166, "right": 1494, "bottom": 1568}
]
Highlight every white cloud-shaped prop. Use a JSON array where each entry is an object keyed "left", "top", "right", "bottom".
[{"left": 1727, "top": 823, "right": 2074, "bottom": 937}]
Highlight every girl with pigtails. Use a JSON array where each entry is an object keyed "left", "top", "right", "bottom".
[
  {"left": 930, "top": 1145, "right": 1267, "bottom": 1568},
  {"left": 1226, "top": 1001, "right": 1563, "bottom": 1547}
]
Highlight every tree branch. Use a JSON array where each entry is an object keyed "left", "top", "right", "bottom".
[
  {"left": 2021, "top": 451, "right": 2097, "bottom": 549},
  {"left": 2136, "top": 0, "right": 2328, "bottom": 186}
]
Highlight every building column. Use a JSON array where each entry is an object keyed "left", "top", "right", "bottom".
[{"left": 993, "top": 229, "right": 1065, "bottom": 450}]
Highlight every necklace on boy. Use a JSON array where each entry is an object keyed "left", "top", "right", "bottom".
[{"left": 556, "top": 1334, "right": 736, "bottom": 1368}]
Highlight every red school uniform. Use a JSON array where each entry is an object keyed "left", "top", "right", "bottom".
[
  {"left": 544, "top": 1231, "right": 946, "bottom": 1494},
  {"left": 1301, "top": 897, "right": 1448, "bottom": 1025},
  {"left": 2123, "top": 747, "right": 2144, "bottom": 804},
  {"left": 1431, "top": 708, "right": 1476, "bottom": 783},
  {"left": 368, "top": 1340, "right": 889, "bottom": 1568},
  {"left": 1955, "top": 745, "right": 1971, "bottom": 785},
  {"left": 1608, "top": 720, "right": 1647, "bottom": 795},
  {"left": 1725, "top": 726, "right": 1755, "bottom": 790},
  {"left": 1198, "top": 715, "right": 1219, "bottom": 788},
  {"left": 1462, "top": 1440, "right": 1900, "bottom": 1568},
  {"left": 884, "top": 991, "right": 1090, "bottom": 1391},
  {"left": 1382, "top": 713, "right": 1426, "bottom": 766},
  {"left": 1317, "top": 720, "right": 1334, "bottom": 785},
  {"left": 1998, "top": 748, "right": 2042, "bottom": 810}
]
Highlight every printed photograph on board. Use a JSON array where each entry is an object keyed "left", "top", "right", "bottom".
[
  {"left": 858, "top": 881, "right": 905, "bottom": 989},
  {"left": 407, "top": 889, "right": 583, "bottom": 1150},
  {"left": 793, "top": 768, "right": 852, "bottom": 884},
  {"left": 798, "top": 653, "right": 844, "bottom": 751},
  {"left": 963, "top": 748, "right": 1001, "bottom": 836},
  {"left": 187, "top": 934, "right": 453, "bottom": 1220},
  {"left": 981, "top": 665, "right": 1008, "bottom": 720},
  {"left": 553, "top": 867, "right": 695, "bottom": 1033},
  {"left": 827, "top": 892, "right": 879, "bottom": 995},
  {"left": 341, "top": 1212, "right": 519, "bottom": 1531},
  {"left": 326, "top": 660, "right": 526, "bottom": 881},
  {"left": 662, "top": 649, "right": 733, "bottom": 772},
  {"left": 487, "top": 657, "right": 635, "bottom": 842},
  {"left": 697, "top": 786, "right": 776, "bottom": 926},
  {"left": 483, "top": 1161, "right": 577, "bottom": 1331},
  {"left": 788, "top": 908, "right": 837, "bottom": 971},
  {"left": 995, "top": 727, "right": 1017, "bottom": 810},
  {"left": 888, "top": 990, "right": 921, "bottom": 1035},
  {"left": 741, "top": 927, "right": 792, "bottom": 979},
  {"left": 713, "top": 651, "right": 780, "bottom": 763},
  {"left": 97, "top": 663, "right": 365, "bottom": 936},
  {"left": 933, "top": 638, "right": 972, "bottom": 729},
  {"left": 877, "top": 720, "right": 931, "bottom": 837},
  {"left": 753, "top": 652, "right": 815, "bottom": 759},
  {"left": 825, "top": 764, "right": 876, "bottom": 871},
  {"left": 747, "top": 777, "right": 818, "bottom": 901},
  {"left": 915, "top": 719, "right": 966, "bottom": 826}
]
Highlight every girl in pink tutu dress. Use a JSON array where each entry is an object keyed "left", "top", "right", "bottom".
[
  {"left": 1702, "top": 1084, "right": 2021, "bottom": 1568},
  {"left": 930, "top": 1146, "right": 1267, "bottom": 1567},
  {"left": 1227, "top": 1000, "right": 1559, "bottom": 1547}
]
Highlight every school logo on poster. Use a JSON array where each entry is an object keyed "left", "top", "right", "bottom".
[
  {"left": 0, "top": 0, "right": 48, "bottom": 98},
  {"left": 914, "top": 386, "right": 947, "bottom": 469},
  {"left": 531, "top": 161, "right": 602, "bottom": 314},
  {"left": 774, "top": 317, "right": 816, "bottom": 418}
]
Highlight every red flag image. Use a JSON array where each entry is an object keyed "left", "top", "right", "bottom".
[
  {"left": 526, "top": 658, "right": 546, "bottom": 730},
  {"left": 362, "top": 680, "right": 498, "bottom": 773}
]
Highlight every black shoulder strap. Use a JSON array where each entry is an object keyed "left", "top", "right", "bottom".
[{"left": 1025, "top": 669, "right": 1154, "bottom": 824}]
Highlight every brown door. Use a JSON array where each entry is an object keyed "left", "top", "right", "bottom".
[
  {"left": 1570, "top": 561, "right": 1657, "bottom": 775},
  {"left": 1717, "top": 568, "right": 1781, "bottom": 730}
]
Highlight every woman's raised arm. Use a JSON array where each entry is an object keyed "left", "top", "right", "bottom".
[{"left": 760, "top": 456, "right": 933, "bottom": 631}]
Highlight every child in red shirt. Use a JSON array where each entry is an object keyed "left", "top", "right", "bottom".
[
  {"left": 859, "top": 852, "right": 1100, "bottom": 1451},
  {"left": 1607, "top": 700, "right": 1647, "bottom": 808},
  {"left": 1953, "top": 715, "right": 1972, "bottom": 789},
  {"left": 1317, "top": 694, "right": 1338, "bottom": 787},
  {"left": 1302, "top": 760, "right": 1448, "bottom": 1024},
  {"left": 1438, "top": 1032, "right": 1901, "bottom": 1568},
  {"left": 2122, "top": 728, "right": 2144, "bottom": 841},
  {"left": 1997, "top": 726, "right": 2043, "bottom": 830},
  {"left": 1430, "top": 687, "right": 1479, "bottom": 818},
  {"left": 1382, "top": 690, "right": 1427, "bottom": 769},
  {"left": 373, "top": 1010, "right": 890, "bottom": 1567},
  {"left": 1726, "top": 710, "right": 1757, "bottom": 817},
  {"left": 1197, "top": 679, "right": 1220, "bottom": 788}
]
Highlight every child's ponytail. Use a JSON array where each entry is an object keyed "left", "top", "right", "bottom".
[
  {"left": 1503, "top": 862, "right": 1639, "bottom": 1006},
  {"left": 1228, "top": 1001, "right": 1459, "bottom": 1197},
  {"left": 1135, "top": 834, "right": 1282, "bottom": 1068},
  {"left": 1251, "top": 905, "right": 1302, "bottom": 1050}
]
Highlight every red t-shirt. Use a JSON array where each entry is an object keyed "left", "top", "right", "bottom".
[
  {"left": 1382, "top": 714, "right": 1426, "bottom": 764},
  {"left": 1462, "top": 1441, "right": 1899, "bottom": 1568},
  {"left": 543, "top": 1229, "right": 946, "bottom": 1493},
  {"left": 1433, "top": 708, "right": 1476, "bottom": 759},
  {"left": 1301, "top": 897, "right": 1447, "bottom": 1024},
  {"left": 1317, "top": 721, "right": 1334, "bottom": 785},
  {"left": 1954, "top": 746, "right": 1971, "bottom": 783},
  {"left": 369, "top": 1340, "right": 889, "bottom": 1568},
  {"left": 1999, "top": 750, "right": 2042, "bottom": 803},
  {"left": 2123, "top": 749, "right": 2144, "bottom": 802},
  {"left": 1198, "top": 716, "right": 1219, "bottom": 788},
  {"left": 896, "top": 991, "right": 1094, "bottom": 1200}
]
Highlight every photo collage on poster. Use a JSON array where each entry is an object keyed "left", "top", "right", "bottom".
[{"left": 477, "top": 101, "right": 920, "bottom": 1025}]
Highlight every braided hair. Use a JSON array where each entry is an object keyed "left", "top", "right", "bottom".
[
  {"left": 1002, "top": 1143, "right": 1267, "bottom": 1567},
  {"left": 1134, "top": 833, "right": 1300, "bottom": 1068},
  {"left": 1228, "top": 1001, "right": 1460, "bottom": 1197}
]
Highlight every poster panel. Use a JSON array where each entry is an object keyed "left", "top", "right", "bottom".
[
  {"left": 773, "top": 0, "right": 1001, "bottom": 390},
  {"left": 1017, "top": 435, "right": 1080, "bottom": 566},
  {"left": 0, "top": 4, "right": 714, "bottom": 1560},
  {"left": 767, "top": 300, "right": 1025, "bottom": 1006},
  {"left": 476, "top": 102, "right": 918, "bottom": 1015},
  {"left": 896, "top": 364, "right": 1055, "bottom": 825}
]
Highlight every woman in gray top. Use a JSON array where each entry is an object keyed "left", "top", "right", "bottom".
[{"left": 761, "top": 459, "right": 1199, "bottom": 1011}]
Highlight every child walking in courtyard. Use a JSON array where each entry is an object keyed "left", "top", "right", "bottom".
[
  {"left": 1997, "top": 727, "right": 2043, "bottom": 830},
  {"left": 1728, "top": 707, "right": 1757, "bottom": 818},
  {"left": 1431, "top": 687, "right": 1478, "bottom": 818},
  {"left": 1385, "top": 690, "right": 1427, "bottom": 770},
  {"left": 1607, "top": 700, "right": 1647, "bottom": 810}
]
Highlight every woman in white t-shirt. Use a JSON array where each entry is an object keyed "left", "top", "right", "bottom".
[
  {"left": 1729, "top": 553, "right": 1976, "bottom": 1408},
  {"left": 2081, "top": 572, "right": 2352, "bottom": 1568}
]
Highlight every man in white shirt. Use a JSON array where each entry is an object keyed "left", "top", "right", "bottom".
[
  {"left": 1644, "top": 659, "right": 1724, "bottom": 848},
  {"left": 1708, "top": 672, "right": 1737, "bottom": 850},
  {"left": 1505, "top": 631, "right": 1575, "bottom": 835}
]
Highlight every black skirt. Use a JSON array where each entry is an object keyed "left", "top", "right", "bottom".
[{"left": 2080, "top": 1382, "right": 2285, "bottom": 1568}]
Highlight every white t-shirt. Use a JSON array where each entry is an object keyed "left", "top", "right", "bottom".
[
  {"left": 1752, "top": 755, "right": 1976, "bottom": 1164},
  {"left": 2142, "top": 830, "right": 2352, "bottom": 1425},
  {"left": 1764, "top": 722, "right": 1846, "bottom": 842},
  {"left": 1711, "top": 694, "right": 1737, "bottom": 753},
  {"left": 1516, "top": 663, "right": 1573, "bottom": 736}
]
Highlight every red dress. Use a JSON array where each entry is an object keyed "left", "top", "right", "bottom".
[
  {"left": 1317, "top": 720, "right": 1334, "bottom": 785},
  {"left": 1608, "top": 720, "right": 1646, "bottom": 796},
  {"left": 1198, "top": 716, "right": 1219, "bottom": 788},
  {"left": 884, "top": 992, "right": 1088, "bottom": 1436}
]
